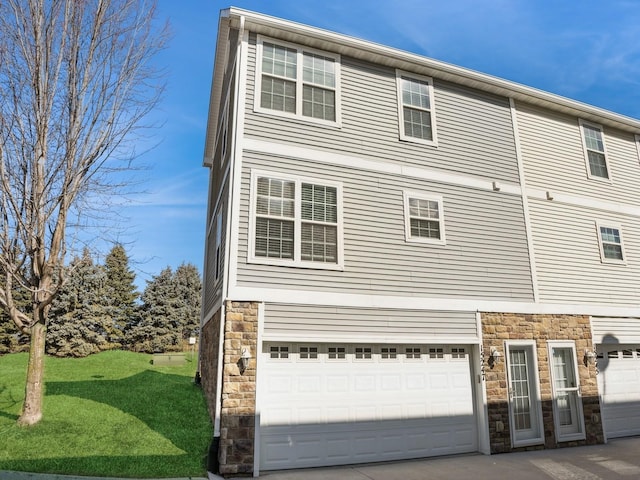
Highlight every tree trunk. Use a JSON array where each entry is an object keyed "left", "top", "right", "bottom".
[{"left": 17, "top": 321, "right": 46, "bottom": 426}]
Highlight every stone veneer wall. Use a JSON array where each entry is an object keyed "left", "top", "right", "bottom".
[
  {"left": 218, "top": 301, "right": 258, "bottom": 476},
  {"left": 482, "top": 313, "right": 604, "bottom": 453},
  {"left": 201, "top": 308, "right": 222, "bottom": 421}
]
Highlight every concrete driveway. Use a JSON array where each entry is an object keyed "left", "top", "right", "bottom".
[
  {"left": 248, "top": 437, "right": 640, "bottom": 480},
  {"left": 3, "top": 437, "right": 640, "bottom": 480}
]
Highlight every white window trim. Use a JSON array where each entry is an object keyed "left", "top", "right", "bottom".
[
  {"left": 219, "top": 98, "right": 229, "bottom": 169},
  {"left": 547, "top": 341, "right": 586, "bottom": 443},
  {"left": 248, "top": 169, "right": 344, "bottom": 270},
  {"left": 595, "top": 220, "right": 626, "bottom": 265},
  {"left": 579, "top": 119, "right": 611, "bottom": 182},
  {"left": 396, "top": 69, "right": 438, "bottom": 147},
  {"left": 214, "top": 211, "right": 223, "bottom": 280},
  {"left": 254, "top": 35, "right": 342, "bottom": 127},
  {"left": 635, "top": 134, "right": 640, "bottom": 165},
  {"left": 403, "top": 191, "right": 446, "bottom": 245}
]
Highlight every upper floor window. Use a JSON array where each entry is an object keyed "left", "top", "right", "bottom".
[
  {"left": 249, "top": 170, "right": 343, "bottom": 270},
  {"left": 403, "top": 191, "right": 446, "bottom": 245},
  {"left": 596, "top": 221, "right": 625, "bottom": 264},
  {"left": 396, "top": 70, "right": 438, "bottom": 146},
  {"left": 579, "top": 120, "right": 610, "bottom": 180},
  {"left": 256, "top": 36, "right": 340, "bottom": 125}
]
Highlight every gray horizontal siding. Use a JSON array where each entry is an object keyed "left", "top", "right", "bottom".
[
  {"left": 529, "top": 198, "right": 640, "bottom": 305},
  {"left": 517, "top": 101, "right": 640, "bottom": 204},
  {"left": 243, "top": 33, "right": 520, "bottom": 183},
  {"left": 203, "top": 188, "right": 228, "bottom": 315},
  {"left": 591, "top": 317, "right": 640, "bottom": 344},
  {"left": 236, "top": 152, "right": 534, "bottom": 301},
  {"left": 264, "top": 303, "right": 478, "bottom": 341}
]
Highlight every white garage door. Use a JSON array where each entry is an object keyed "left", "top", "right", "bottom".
[
  {"left": 259, "top": 343, "right": 477, "bottom": 471},
  {"left": 597, "top": 345, "right": 640, "bottom": 439}
]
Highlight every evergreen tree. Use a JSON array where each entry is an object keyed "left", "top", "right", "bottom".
[
  {"left": 129, "top": 267, "right": 180, "bottom": 353},
  {"left": 0, "top": 271, "right": 30, "bottom": 354},
  {"left": 128, "top": 264, "right": 202, "bottom": 353},
  {"left": 47, "top": 249, "right": 112, "bottom": 357},
  {"left": 173, "top": 263, "right": 202, "bottom": 339},
  {"left": 103, "top": 244, "right": 139, "bottom": 347}
]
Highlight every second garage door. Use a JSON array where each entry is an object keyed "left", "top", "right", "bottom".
[
  {"left": 259, "top": 343, "right": 477, "bottom": 471},
  {"left": 597, "top": 344, "right": 640, "bottom": 439}
]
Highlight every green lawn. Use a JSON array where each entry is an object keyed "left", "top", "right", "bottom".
[{"left": 0, "top": 350, "right": 212, "bottom": 478}]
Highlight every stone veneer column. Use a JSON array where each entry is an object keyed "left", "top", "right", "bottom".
[
  {"left": 482, "top": 313, "right": 603, "bottom": 453},
  {"left": 218, "top": 300, "right": 258, "bottom": 476}
]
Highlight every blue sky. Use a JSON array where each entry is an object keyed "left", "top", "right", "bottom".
[{"left": 120, "top": 0, "right": 640, "bottom": 288}]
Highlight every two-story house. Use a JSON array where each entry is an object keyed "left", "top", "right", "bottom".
[{"left": 199, "top": 7, "right": 640, "bottom": 477}]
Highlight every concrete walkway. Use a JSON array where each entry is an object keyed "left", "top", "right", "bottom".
[{"left": 3, "top": 437, "right": 640, "bottom": 480}]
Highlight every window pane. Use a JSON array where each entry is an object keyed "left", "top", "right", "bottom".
[
  {"left": 603, "top": 243, "right": 623, "bottom": 260},
  {"left": 302, "top": 85, "right": 335, "bottom": 121},
  {"left": 600, "top": 226, "right": 623, "bottom": 260},
  {"left": 303, "top": 53, "right": 335, "bottom": 87},
  {"left": 301, "top": 224, "right": 337, "bottom": 262},
  {"left": 588, "top": 151, "right": 608, "bottom": 178},
  {"left": 402, "top": 77, "right": 430, "bottom": 109},
  {"left": 261, "top": 77, "right": 296, "bottom": 113},
  {"left": 301, "top": 184, "right": 338, "bottom": 223},
  {"left": 583, "top": 125, "right": 604, "bottom": 152},
  {"left": 600, "top": 226, "right": 620, "bottom": 244},
  {"left": 255, "top": 218, "right": 294, "bottom": 259},
  {"left": 410, "top": 218, "right": 441, "bottom": 239},
  {"left": 403, "top": 107, "right": 433, "bottom": 140},
  {"left": 257, "top": 178, "right": 295, "bottom": 217},
  {"left": 262, "top": 42, "right": 297, "bottom": 79}
]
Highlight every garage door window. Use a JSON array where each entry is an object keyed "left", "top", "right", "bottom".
[
  {"left": 405, "top": 347, "right": 422, "bottom": 359},
  {"left": 381, "top": 347, "right": 398, "bottom": 359},
  {"left": 355, "top": 346, "right": 373, "bottom": 360},
  {"left": 270, "top": 345, "right": 290, "bottom": 359},
  {"left": 328, "top": 346, "right": 346, "bottom": 360},
  {"left": 429, "top": 347, "right": 444, "bottom": 359},
  {"left": 299, "top": 346, "right": 318, "bottom": 359}
]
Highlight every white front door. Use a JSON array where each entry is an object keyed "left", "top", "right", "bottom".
[
  {"left": 258, "top": 343, "right": 477, "bottom": 471},
  {"left": 548, "top": 342, "right": 585, "bottom": 442},
  {"left": 505, "top": 341, "right": 544, "bottom": 447}
]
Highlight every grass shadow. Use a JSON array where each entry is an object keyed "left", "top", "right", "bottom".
[{"left": 45, "top": 369, "right": 207, "bottom": 454}]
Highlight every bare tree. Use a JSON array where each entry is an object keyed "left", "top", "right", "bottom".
[{"left": 0, "top": 0, "right": 167, "bottom": 425}]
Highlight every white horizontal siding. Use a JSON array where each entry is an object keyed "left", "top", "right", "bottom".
[
  {"left": 517, "top": 101, "right": 640, "bottom": 205},
  {"left": 236, "top": 152, "right": 533, "bottom": 301},
  {"left": 591, "top": 317, "right": 640, "bottom": 344},
  {"left": 243, "top": 34, "right": 520, "bottom": 183},
  {"left": 529, "top": 198, "right": 640, "bottom": 305},
  {"left": 264, "top": 303, "right": 478, "bottom": 342}
]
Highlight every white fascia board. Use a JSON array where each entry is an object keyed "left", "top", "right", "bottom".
[
  {"left": 224, "top": 8, "right": 640, "bottom": 134},
  {"left": 204, "top": 11, "right": 231, "bottom": 165},
  {"left": 229, "top": 285, "right": 640, "bottom": 318}
]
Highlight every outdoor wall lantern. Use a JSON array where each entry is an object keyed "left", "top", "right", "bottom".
[
  {"left": 584, "top": 349, "right": 596, "bottom": 366},
  {"left": 488, "top": 347, "right": 502, "bottom": 368},
  {"left": 239, "top": 347, "right": 251, "bottom": 373}
]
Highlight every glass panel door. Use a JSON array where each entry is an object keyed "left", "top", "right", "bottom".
[
  {"left": 505, "top": 342, "right": 544, "bottom": 446},
  {"left": 549, "top": 343, "right": 585, "bottom": 441}
]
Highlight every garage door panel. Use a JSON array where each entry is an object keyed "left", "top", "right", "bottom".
[
  {"left": 259, "top": 343, "right": 478, "bottom": 470},
  {"left": 597, "top": 344, "right": 640, "bottom": 439}
]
